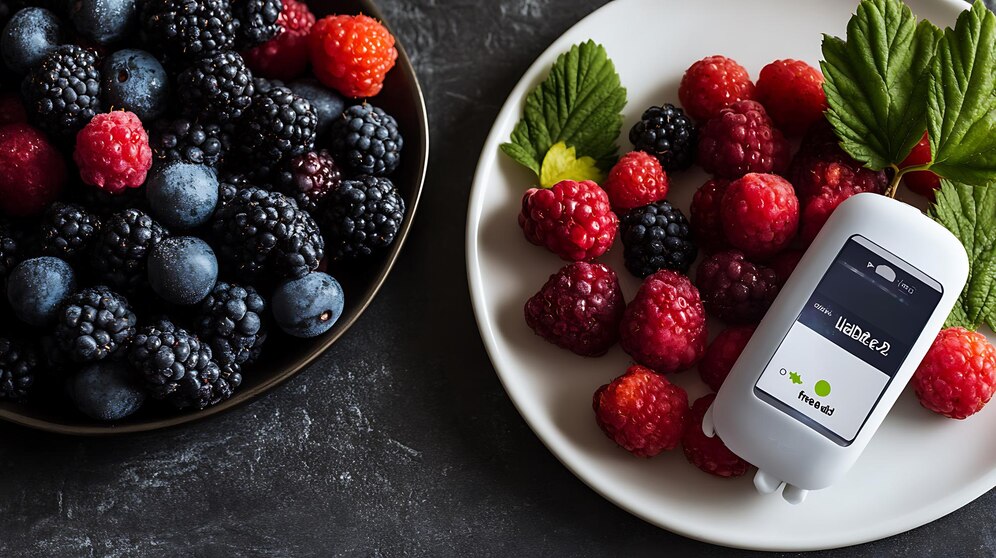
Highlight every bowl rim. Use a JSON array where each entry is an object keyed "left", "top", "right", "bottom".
[{"left": 0, "top": 0, "right": 430, "bottom": 436}]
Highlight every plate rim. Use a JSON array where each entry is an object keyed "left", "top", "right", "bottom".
[
  {"left": 464, "top": 0, "right": 993, "bottom": 550},
  {"left": 0, "top": 0, "right": 430, "bottom": 436}
]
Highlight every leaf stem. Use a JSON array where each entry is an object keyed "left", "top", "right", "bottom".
[{"left": 885, "top": 163, "right": 932, "bottom": 198}]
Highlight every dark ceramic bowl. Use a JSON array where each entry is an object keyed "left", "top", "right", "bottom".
[{"left": 0, "top": 0, "right": 428, "bottom": 435}]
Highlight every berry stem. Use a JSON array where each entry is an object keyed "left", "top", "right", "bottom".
[{"left": 886, "top": 163, "right": 932, "bottom": 198}]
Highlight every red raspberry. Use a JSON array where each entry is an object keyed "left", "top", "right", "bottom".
[
  {"left": 0, "top": 93, "right": 27, "bottom": 127},
  {"left": 913, "top": 327, "right": 996, "bottom": 420},
  {"left": 789, "top": 122, "right": 888, "bottom": 204},
  {"left": 697, "top": 100, "right": 790, "bottom": 179},
  {"left": 755, "top": 59, "right": 827, "bottom": 136},
  {"left": 699, "top": 325, "right": 755, "bottom": 391},
  {"left": 689, "top": 178, "right": 730, "bottom": 254},
  {"left": 0, "top": 123, "right": 65, "bottom": 217},
  {"left": 619, "top": 270, "right": 707, "bottom": 373},
  {"left": 602, "top": 151, "right": 669, "bottom": 210},
  {"left": 770, "top": 249, "right": 805, "bottom": 285},
  {"left": 73, "top": 111, "right": 152, "bottom": 195},
  {"left": 679, "top": 55, "right": 755, "bottom": 122},
  {"left": 519, "top": 179, "right": 618, "bottom": 261},
  {"left": 243, "top": 0, "right": 316, "bottom": 81},
  {"left": 900, "top": 133, "right": 941, "bottom": 200},
  {"left": 309, "top": 14, "right": 398, "bottom": 98},
  {"left": 696, "top": 250, "right": 780, "bottom": 323},
  {"left": 524, "top": 262, "right": 625, "bottom": 357},
  {"left": 682, "top": 394, "right": 750, "bottom": 477},
  {"left": 593, "top": 364, "right": 689, "bottom": 457},
  {"left": 721, "top": 173, "right": 799, "bottom": 260}
]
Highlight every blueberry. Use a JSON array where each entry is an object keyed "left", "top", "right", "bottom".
[
  {"left": 69, "top": 0, "right": 136, "bottom": 45},
  {"left": 146, "top": 162, "right": 219, "bottom": 229},
  {"left": 6, "top": 256, "right": 76, "bottom": 327},
  {"left": 271, "top": 272, "right": 344, "bottom": 338},
  {"left": 289, "top": 78, "right": 345, "bottom": 137},
  {"left": 102, "top": 49, "right": 168, "bottom": 121},
  {"left": 148, "top": 236, "right": 218, "bottom": 305},
  {"left": 71, "top": 361, "right": 145, "bottom": 421},
  {"left": 1, "top": 8, "right": 62, "bottom": 74}
]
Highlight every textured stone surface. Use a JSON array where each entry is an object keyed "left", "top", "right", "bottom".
[{"left": 0, "top": 0, "right": 993, "bottom": 556}]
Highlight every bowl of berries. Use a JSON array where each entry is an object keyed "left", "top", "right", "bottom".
[
  {"left": 0, "top": 0, "right": 427, "bottom": 434},
  {"left": 468, "top": 0, "right": 996, "bottom": 550}
]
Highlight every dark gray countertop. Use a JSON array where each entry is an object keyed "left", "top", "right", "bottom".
[{"left": 1, "top": 0, "right": 994, "bottom": 556}]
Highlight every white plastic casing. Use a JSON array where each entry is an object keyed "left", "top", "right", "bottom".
[{"left": 710, "top": 193, "right": 968, "bottom": 501}]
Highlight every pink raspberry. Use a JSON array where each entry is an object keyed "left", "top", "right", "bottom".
[
  {"left": 755, "top": 59, "right": 827, "bottom": 136},
  {"left": 789, "top": 122, "right": 888, "bottom": 204},
  {"left": 602, "top": 150, "right": 669, "bottom": 210},
  {"left": 689, "top": 178, "right": 730, "bottom": 254},
  {"left": 0, "top": 123, "right": 66, "bottom": 217},
  {"left": 518, "top": 179, "right": 618, "bottom": 261},
  {"left": 721, "top": 173, "right": 799, "bottom": 260},
  {"left": 243, "top": 0, "right": 316, "bottom": 81},
  {"left": 900, "top": 132, "right": 941, "bottom": 200},
  {"left": 913, "top": 327, "right": 996, "bottom": 420},
  {"left": 682, "top": 394, "right": 750, "bottom": 477},
  {"left": 593, "top": 364, "right": 689, "bottom": 457},
  {"left": 73, "top": 111, "right": 152, "bottom": 195},
  {"left": 679, "top": 55, "right": 755, "bottom": 122},
  {"left": 619, "top": 270, "right": 708, "bottom": 373},
  {"left": 697, "top": 100, "right": 790, "bottom": 179},
  {"left": 524, "top": 262, "right": 625, "bottom": 357},
  {"left": 696, "top": 250, "right": 780, "bottom": 324},
  {"left": 699, "top": 325, "right": 755, "bottom": 391}
]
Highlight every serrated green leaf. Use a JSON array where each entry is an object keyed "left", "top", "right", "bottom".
[
  {"left": 927, "top": 1, "right": 996, "bottom": 185},
  {"left": 500, "top": 40, "right": 627, "bottom": 179},
  {"left": 929, "top": 179, "right": 996, "bottom": 330},
  {"left": 821, "top": 0, "right": 941, "bottom": 170},
  {"left": 945, "top": 300, "right": 974, "bottom": 329},
  {"left": 539, "top": 142, "right": 604, "bottom": 188}
]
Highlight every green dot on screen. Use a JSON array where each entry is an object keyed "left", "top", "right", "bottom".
[{"left": 815, "top": 380, "right": 831, "bottom": 397}]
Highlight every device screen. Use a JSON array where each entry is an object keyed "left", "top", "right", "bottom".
[{"left": 753, "top": 235, "right": 943, "bottom": 445}]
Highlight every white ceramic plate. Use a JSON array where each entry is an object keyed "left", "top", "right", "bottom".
[{"left": 467, "top": 0, "right": 996, "bottom": 551}]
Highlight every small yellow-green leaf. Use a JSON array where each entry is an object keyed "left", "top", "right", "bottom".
[{"left": 539, "top": 142, "right": 604, "bottom": 188}]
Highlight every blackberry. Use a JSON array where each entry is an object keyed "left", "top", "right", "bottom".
[
  {"left": 695, "top": 250, "right": 780, "bottom": 324},
  {"left": 276, "top": 149, "right": 342, "bottom": 212},
  {"left": 151, "top": 117, "right": 229, "bottom": 167},
  {"left": 233, "top": 0, "right": 282, "bottom": 48},
  {"left": 217, "top": 172, "right": 252, "bottom": 209},
  {"left": 38, "top": 202, "right": 101, "bottom": 260},
  {"left": 331, "top": 104, "right": 403, "bottom": 176},
  {"left": 141, "top": 0, "right": 237, "bottom": 62},
  {"left": 177, "top": 51, "right": 255, "bottom": 124},
  {"left": 620, "top": 201, "right": 697, "bottom": 277},
  {"left": 196, "top": 281, "right": 266, "bottom": 382},
  {"left": 54, "top": 286, "right": 137, "bottom": 363},
  {"left": 23, "top": 45, "right": 102, "bottom": 137},
  {"left": 91, "top": 209, "right": 169, "bottom": 293},
  {"left": 323, "top": 175, "right": 405, "bottom": 261},
  {"left": 238, "top": 86, "right": 316, "bottom": 175},
  {"left": 0, "top": 337, "right": 37, "bottom": 400},
  {"left": 211, "top": 187, "right": 323, "bottom": 278},
  {"left": 629, "top": 104, "right": 697, "bottom": 172},
  {"left": 129, "top": 318, "right": 232, "bottom": 409}
]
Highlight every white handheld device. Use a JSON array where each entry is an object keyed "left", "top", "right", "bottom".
[{"left": 703, "top": 193, "right": 968, "bottom": 504}]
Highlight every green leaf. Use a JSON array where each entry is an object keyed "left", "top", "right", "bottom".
[
  {"left": 500, "top": 40, "right": 627, "bottom": 178},
  {"left": 929, "top": 179, "right": 996, "bottom": 330},
  {"left": 821, "top": 0, "right": 941, "bottom": 170},
  {"left": 539, "top": 142, "right": 604, "bottom": 188},
  {"left": 927, "top": 0, "right": 996, "bottom": 185}
]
